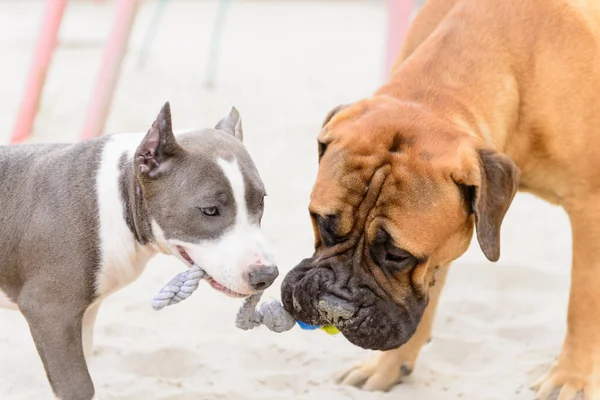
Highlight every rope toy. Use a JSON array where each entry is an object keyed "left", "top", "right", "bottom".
[
  {"left": 152, "top": 264, "right": 340, "bottom": 335},
  {"left": 234, "top": 292, "right": 296, "bottom": 332},
  {"left": 151, "top": 264, "right": 206, "bottom": 311}
]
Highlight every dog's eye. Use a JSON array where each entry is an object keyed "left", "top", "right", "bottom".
[
  {"left": 318, "top": 141, "right": 328, "bottom": 161},
  {"left": 199, "top": 207, "right": 220, "bottom": 216},
  {"left": 370, "top": 229, "right": 419, "bottom": 272},
  {"left": 384, "top": 245, "right": 417, "bottom": 271},
  {"left": 385, "top": 252, "right": 411, "bottom": 263},
  {"left": 315, "top": 214, "right": 344, "bottom": 246}
]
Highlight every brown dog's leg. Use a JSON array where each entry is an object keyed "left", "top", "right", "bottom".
[
  {"left": 337, "top": 264, "right": 449, "bottom": 391},
  {"left": 18, "top": 283, "right": 95, "bottom": 400},
  {"left": 533, "top": 205, "right": 600, "bottom": 400}
]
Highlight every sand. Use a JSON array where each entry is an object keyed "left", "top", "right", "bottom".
[{"left": 0, "top": 1, "right": 572, "bottom": 399}]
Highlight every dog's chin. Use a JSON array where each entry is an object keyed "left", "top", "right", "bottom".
[
  {"left": 281, "top": 257, "right": 427, "bottom": 351},
  {"left": 337, "top": 302, "right": 422, "bottom": 351},
  {"left": 176, "top": 245, "right": 249, "bottom": 299}
]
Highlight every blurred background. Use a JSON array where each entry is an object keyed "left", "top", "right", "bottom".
[{"left": 0, "top": 1, "right": 574, "bottom": 399}]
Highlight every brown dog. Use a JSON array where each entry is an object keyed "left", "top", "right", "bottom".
[{"left": 280, "top": 0, "right": 600, "bottom": 398}]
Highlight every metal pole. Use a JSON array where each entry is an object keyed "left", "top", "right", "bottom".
[
  {"left": 205, "top": 0, "right": 233, "bottom": 88},
  {"left": 80, "top": 0, "right": 140, "bottom": 140},
  {"left": 10, "top": 0, "right": 67, "bottom": 144},
  {"left": 385, "top": 0, "right": 415, "bottom": 78},
  {"left": 137, "top": 0, "right": 168, "bottom": 68}
]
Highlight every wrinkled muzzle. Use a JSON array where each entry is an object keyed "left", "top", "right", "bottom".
[{"left": 281, "top": 256, "right": 428, "bottom": 351}]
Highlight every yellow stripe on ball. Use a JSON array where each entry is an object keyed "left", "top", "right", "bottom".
[{"left": 320, "top": 325, "right": 340, "bottom": 335}]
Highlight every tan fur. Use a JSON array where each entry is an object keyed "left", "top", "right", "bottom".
[{"left": 310, "top": 0, "right": 600, "bottom": 397}]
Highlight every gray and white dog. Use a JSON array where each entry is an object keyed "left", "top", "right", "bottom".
[{"left": 0, "top": 102, "right": 278, "bottom": 400}]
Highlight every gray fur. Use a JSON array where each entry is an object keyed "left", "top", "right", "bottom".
[
  {"left": 129, "top": 104, "right": 264, "bottom": 245},
  {"left": 215, "top": 106, "right": 244, "bottom": 141},
  {"left": 0, "top": 139, "right": 105, "bottom": 399},
  {"left": 0, "top": 141, "right": 104, "bottom": 303},
  {"left": 119, "top": 154, "right": 154, "bottom": 245}
]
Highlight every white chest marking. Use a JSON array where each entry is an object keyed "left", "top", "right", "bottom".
[
  {"left": 0, "top": 288, "right": 17, "bottom": 310},
  {"left": 95, "top": 133, "right": 156, "bottom": 298}
]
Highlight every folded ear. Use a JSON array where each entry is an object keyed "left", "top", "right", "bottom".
[
  {"left": 456, "top": 148, "right": 520, "bottom": 261},
  {"left": 135, "top": 101, "right": 183, "bottom": 179},
  {"left": 317, "top": 104, "right": 349, "bottom": 162},
  {"left": 215, "top": 107, "right": 243, "bottom": 141},
  {"left": 321, "top": 104, "right": 349, "bottom": 128}
]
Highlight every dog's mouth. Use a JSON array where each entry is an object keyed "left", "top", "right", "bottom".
[
  {"left": 176, "top": 246, "right": 248, "bottom": 298},
  {"left": 281, "top": 257, "right": 427, "bottom": 351}
]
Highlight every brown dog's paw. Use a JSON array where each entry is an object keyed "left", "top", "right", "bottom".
[
  {"left": 335, "top": 350, "right": 413, "bottom": 392},
  {"left": 532, "top": 349, "right": 600, "bottom": 400}
]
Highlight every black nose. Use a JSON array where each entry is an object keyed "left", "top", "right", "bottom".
[{"left": 247, "top": 265, "right": 279, "bottom": 290}]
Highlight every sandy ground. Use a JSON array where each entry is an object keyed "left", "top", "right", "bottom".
[{"left": 0, "top": 1, "right": 574, "bottom": 399}]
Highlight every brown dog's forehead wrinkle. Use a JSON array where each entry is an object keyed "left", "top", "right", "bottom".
[
  {"left": 377, "top": 174, "right": 470, "bottom": 256},
  {"left": 313, "top": 95, "right": 474, "bottom": 254},
  {"left": 326, "top": 97, "right": 468, "bottom": 166},
  {"left": 310, "top": 148, "right": 383, "bottom": 229},
  {"left": 314, "top": 165, "right": 391, "bottom": 262},
  {"left": 324, "top": 102, "right": 369, "bottom": 129},
  {"left": 357, "top": 239, "right": 391, "bottom": 300}
]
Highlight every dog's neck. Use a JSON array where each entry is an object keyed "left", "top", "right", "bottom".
[
  {"left": 376, "top": 26, "right": 520, "bottom": 153},
  {"left": 118, "top": 154, "right": 155, "bottom": 247},
  {"left": 94, "top": 133, "right": 160, "bottom": 298}
]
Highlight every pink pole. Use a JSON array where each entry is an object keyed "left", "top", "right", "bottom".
[
  {"left": 385, "top": 0, "right": 414, "bottom": 78},
  {"left": 10, "top": 0, "right": 67, "bottom": 144},
  {"left": 80, "top": 0, "right": 140, "bottom": 141}
]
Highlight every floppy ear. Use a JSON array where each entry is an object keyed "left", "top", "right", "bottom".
[
  {"left": 321, "top": 104, "right": 349, "bottom": 128},
  {"left": 317, "top": 104, "right": 348, "bottom": 162},
  {"left": 215, "top": 107, "right": 243, "bottom": 141},
  {"left": 458, "top": 148, "right": 520, "bottom": 261},
  {"left": 135, "top": 101, "right": 183, "bottom": 179}
]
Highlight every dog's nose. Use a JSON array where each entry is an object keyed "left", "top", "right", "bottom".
[{"left": 247, "top": 265, "right": 279, "bottom": 291}]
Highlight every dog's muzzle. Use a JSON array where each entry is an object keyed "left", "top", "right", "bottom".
[{"left": 281, "top": 256, "right": 427, "bottom": 351}]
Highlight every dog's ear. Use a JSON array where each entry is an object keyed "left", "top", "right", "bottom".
[
  {"left": 215, "top": 107, "right": 243, "bottom": 141},
  {"left": 135, "top": 101, "right": 183, "bottom": 179},
  {"left": 456, "top": 148, "right": 520, "bottom": 262},
  {"left": 317, "top": 104, "right": 348, "bottom": 162},
  {"left": 321, "top": 104, "right": 349, "bottom": 128}
]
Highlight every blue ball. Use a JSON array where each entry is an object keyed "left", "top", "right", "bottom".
[{"left": 297, "top": 320, "right": 319, "bottom": 330}]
